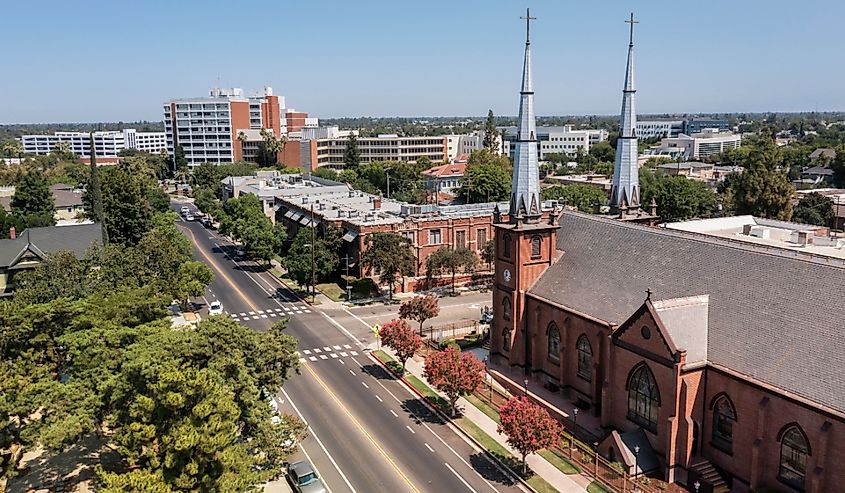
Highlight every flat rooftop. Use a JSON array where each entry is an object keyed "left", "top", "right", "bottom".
[{"left": 664, "top": 215, "right": 845, "bottom": 259}]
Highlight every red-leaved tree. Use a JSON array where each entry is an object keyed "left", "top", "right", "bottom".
[
  {"left": 379, "top": 319, "right": 422, "bottom": 371},
  {"left": 498, "top": 396, "right": 562, "bottom": 473},
  {"left": 398, "top": 294, "right": 440, "bottom": 336},
  {"left": 423, "top": 346, "right": 485, "bottom": 417}
]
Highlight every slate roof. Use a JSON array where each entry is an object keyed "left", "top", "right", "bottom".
[
  {"left": 810, "top": 148, "right": 836, "bottom": 160},
  {"left": 0, "top": 223, "right": 103, "bottom": 268},
  {"left": 529, "top": 211, "right": 845, "bottom": 413}
]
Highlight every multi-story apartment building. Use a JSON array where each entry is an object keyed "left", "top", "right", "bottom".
[
  {"left": 163, "top": 86, "right": 315, "bottom": 168},
  {"left": 300, "top": 127, "right": 447, "bottom": 170},
  {"left": 20, "top": 129, "right": 167, "bottom": 157},
  {"left": 636, "top": 120, "right": 684, "bottom": 139},
  {"left": 500, "top": 125, "right": 608, "bottom": 161}
]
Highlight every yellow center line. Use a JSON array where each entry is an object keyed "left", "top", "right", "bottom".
[
  {"left": 180, "top": 224, "right": 259, "bottom": 312},
  {"left": 302, "top": 363, "right": 421, "bottom": 493}
]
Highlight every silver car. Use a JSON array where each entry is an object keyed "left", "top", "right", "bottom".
[{"left": 285, "top": 460, "right": 327, "bottom": 493}]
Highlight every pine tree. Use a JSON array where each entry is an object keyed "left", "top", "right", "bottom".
[
  {"left": 343, "top": 133, "right": 360, "bottom": 169},
  {"left": 483, "top": 109, "right": 498, "bottom": 150},
  {"left": 84, "top": 135, "right": 107, "bottom": 242}
]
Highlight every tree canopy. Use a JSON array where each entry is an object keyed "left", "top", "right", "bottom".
[
  {"left": 426, "top": 247, "right": 478, "bottom": 295},
  {"left": 219, "top": 194, "right": 286, "bottom": 263},
  {"left": 723, "top": 134, "right": 794, "bottom": 220},
  {"left": 792, "top": 192, "right": 835, "bottom": 226},
  {"left": 541, "top": 184, "right": 606, "bottom": 213},
  {"left": 641, "top": 174, "right": 718, "bottom": 221},
  {"left": 283, "top": 226, "right": 338, "bottom": 293},
  {"left": 459, "top": 150, "right": 511, "bottom": 203},
  {"left": 11, "top": 169, "right": 56, "bottom": 228},
  {"left": 361, "top": 232, "right": 416, "bottom": 300}
]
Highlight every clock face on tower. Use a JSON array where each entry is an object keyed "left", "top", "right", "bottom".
[{"left": 503, "top": 269, "right": 512, "bottom": 282}]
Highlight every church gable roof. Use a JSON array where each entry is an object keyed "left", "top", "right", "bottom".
[{"left": 529, "top": 211, "right": 845, "bottom": 414}]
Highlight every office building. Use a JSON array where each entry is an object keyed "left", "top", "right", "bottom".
[
  {"left": 501, "top": 125, "right": 608, "bottom": 161},
  {"left": 20, "top": 129, "right": 166, "bottom": 157},
  {"left": 649, "top": 130, "right": 742, "bottom": 160},
  {"left": 683, "top": 118, "right": 730, "bottom": 135},
  {"left": 163, "top": 86, "right": 316, "bottom": 168},
  {"left": 636, "top": 120, "right": 683, "bottom": 139},
  {"left": 300, "top": 128, "right": 447, "bottom": 170},
  {"left": 446, "top": 130, "right": 501, "bottom": 160}
]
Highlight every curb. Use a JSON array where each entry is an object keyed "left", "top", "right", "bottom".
[{"left": 369, "top": 351, "right": 537, "bottom": 493}]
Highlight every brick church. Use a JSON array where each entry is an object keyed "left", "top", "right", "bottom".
[{"left": 491, "top": 13, "right": 844, "bottom": 493}]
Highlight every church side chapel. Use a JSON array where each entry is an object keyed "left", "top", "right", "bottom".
[{"left": 491, "top": 12, "right": 844, "bottom": 493}]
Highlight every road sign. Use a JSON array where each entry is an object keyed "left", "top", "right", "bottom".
[{"left": 372, "top": 323, "right": 381, "bottom": 338}]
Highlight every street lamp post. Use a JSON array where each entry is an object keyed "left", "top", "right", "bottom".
[
  {"left": 573, "top": 407, "right": 578, "bottom": 426},
  {"left": 523, "top": 378, "right": 529, "bottom": 397},
  {"left": 634, "top": 444, "right": 640, "bottom": 489},
  {"left": 694, "top": 481, "right": 701, "bottom": 493},
  {"left": 310, "top": 204, "right": 316, "bottom": 302}
]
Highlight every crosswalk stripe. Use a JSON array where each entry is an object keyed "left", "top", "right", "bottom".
[
  {"left": 340, "top": 352, "right": 348, "bottom": 357},
  {"left": 309, "top": 356, "right": 317, "bottom": 362},
  {"left": 303, "top": 309, "right": 311, "bottom": 313},
  {"left": 275, "top": 308, "right": 284, "bottom": 312},
  {"left": 302, "top": 350, "right": 311, "bottom": 355},
  {"left": 252, "top": 316, "right": 259, "bottom": 320},
  {"left": 351, "top": 351, "right": 359, "bottom": 356},
  {"left": 343, "top": 344, "right": 352, "bottom": 349},
  {"left": 313, "top": 348, "right": 322, "bottom": 353},
  {"left": 261, "top": 314, "right": 268, "bottom": 319},
  {"left": 293, "top": 310, "right": 302, "bottom": 314},
  {"left": 256, "top": 310, "right": 264, "bottom": 314},
  {"left": 299, "top": 358, "right": 306, "bottom": 363},
  {"left": 239, "top": 313, "right": 247, "bottom": 317},
  {"left": 270, "top": 313, "right": 277, "bottom": 317},
  {"left": 249, "top": 311, "right": 255, "bottom": 315},
  {"left": 333, "top": 345, "right": 342, "bottom": 350},
  {"left": 283, "top": 306, "right": 291, "bottom": 311},
  {"left": 320, "top": 354, "right": 328, "bottom": 360},
  {"left": 330, "top": 353, "right": 338, "bottom": 359},
  {"left": 323, "top": 347, "right": 331, "bottom": 351}
]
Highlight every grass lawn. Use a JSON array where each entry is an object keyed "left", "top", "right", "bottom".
[
  {"left": 373, "top": 350, "right": 405, "bottom": 375},
  {"left": 465, "top": 394, "right": 501, "bottom": 424},
  {"left": 405, "top": 375, "right": 450, "bottom": 411},
  {"left": 316, "top": 282, "right": 345, "bottom": 302},
  {"left": 587, "top": 481, "right": 613, "bottom": 493},
  {"left": 538, "top": 449, "right": 581, "bottom": 474}
]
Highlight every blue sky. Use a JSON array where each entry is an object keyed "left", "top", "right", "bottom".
[{"left": 1, "top": 0, "right": 843, "bottom": 123}]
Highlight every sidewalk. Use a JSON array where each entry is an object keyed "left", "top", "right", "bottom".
[{"left": 378, "top": 345, "right": 590, "bottom": 493}]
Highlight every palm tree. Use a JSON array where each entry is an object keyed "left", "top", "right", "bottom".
[
  {"left": 3, "top": 141, "right": 23, "bottom": 159},
  {"left": 260, "top": 129, "right": 281, "bottom": 167},
  {"left": 237, "top": 131, "right": 248, "bottom": 162}
]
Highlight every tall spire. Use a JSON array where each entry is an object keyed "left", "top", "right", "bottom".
[
  {"left": 509, "top": 8, "right": 541, "bottom": 222},
  {"left": 610, "top": 12, "right": 641, "bottom": 214}
]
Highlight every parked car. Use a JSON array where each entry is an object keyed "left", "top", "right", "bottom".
[
  {"left": 201, "top": 215, "right": 212, "bottom": 227},
  {"left": 208, "top": 300, "right": 223, "bottom": 316},
  {"left": 185, "top": 213, "right": 194, "bottom": 221},
  {"left": 285, "top": 461, "right": 327, "bottom": 493},
  {"left": 180, "top": 206, "right": 189, "bottom": 214}
]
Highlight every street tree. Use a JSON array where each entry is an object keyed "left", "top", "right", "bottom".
[
  {"left": 541, "top": 184, "right": 607, "bottom": 213},
  {"left": 174, "top": 261, "right": 215, "bottom": 308},
  {"left": 344, "top": 133, "right": 361, "bottom": 169},
  {"left": 459, "top": 150, "right": 511, "bottom": 203},
  {"left": 361, "top": 232, "right": 416, "bottom": 301},
  {"left": 423, "top": 346, "right": 485, "bottom": 417},
  {"left": 497, "top": 396, "right": 562, "bottom": 473},
  {"left": 792, "top": 192, "right": 835, "bottom": 226},
  {"left": 483, "top": 110, "right": 499, "bottom": 151},
  {"left": 589, "top": 140, "right": 615, "bottom": 163},
  {"left": 426, "top": 247, "right": 478, "bottom": 295},
  {"left": 725, "top": 133, "right": 794, "bottom": 220},
  {"left": 830, "top": 145, "right": 845, "bottom": 188},
  {"left": 219, "top": 194, "right": 286, "bottom": 263},
  {"left": 284, "top": 226, "right": 337, "bottom": 293},
  {"left": 481, "top": 240, "right": 495, "bottom": 270},
  {"left": 11, "top": 169, "right": 56, "bottom": 228},
  {"left": 379, "top": 319, "right": 422, "bottom": 371},
  {"left": 399, "top": 294, "right": 440, "bottom": 336}
]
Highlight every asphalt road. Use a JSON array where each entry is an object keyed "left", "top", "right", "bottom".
[{"left": 173, "top": 202, "right": 524, "bottom": 493}]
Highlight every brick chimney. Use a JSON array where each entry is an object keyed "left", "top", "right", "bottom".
[
  {"left": 9, "top": 226, "right": 15, "bottom": 240},
  {"left": 373, "top": 196, "right": 381, "bottom": 210}
]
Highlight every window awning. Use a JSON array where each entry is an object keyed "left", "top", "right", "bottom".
[
  {"left": 299, "top": 216, "right": 311, "bottom": 225},
  {"left": 342, "top": 230, "right": 359, "bottom": 242},
  {"left": 289, "top": 212, "right": 302, "bottom": 222},
  {"left": 272, "top": 204, "right": 281, "bottom": 211},
  {"left": 284, "top": 210, "right": 295, "bottom": 219}
]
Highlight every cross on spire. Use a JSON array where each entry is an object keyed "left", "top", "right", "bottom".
[
  {"left": 625, "top": 12, "right": 638, "bottom": 46},
  {"left": 520, "top": 8, "right": 537, "bottom": 44},
  {"left": 645, "top": 288, "right": 652, "bottom": 301}
]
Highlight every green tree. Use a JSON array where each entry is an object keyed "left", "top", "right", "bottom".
[
  {"left": 726, "top": 134, "right": 794, "bottom": 220},
  {"left": 173, "top": 261, "right": 214, "bottom": 308},
  {"left": 480, "top": 239, "right": 495, "bottom": 270},
  {"left": 541, "top": 184, "right": 606, "bottom": 213},
  {"left": 361, "top": 232, "right": 416, "bottom": 301},
  {"left": 11, "top": 169, "right": 56, "bottom": 228},
  {"left": 426, "top": 247, "right": 479, "bottom": 295},
  {"left": 641, "top": 175, "right": 718, "bottom": 221},
  {"left": 311, "top": 167, "right": 338, "bottom": 181},
  {"left": 84, "top": 137, "right": 105, "bottom": 237},
  {"left": 283, "top": 226, "right": 337, "bottom": 294},
  {"left": 219, "top": 194, "right": 285, "bottom": 263},
  {"left": 483, "top": 110, "right": 499, "bottom": 151},
  {"left": 792, "top": 192, "right": 834, "bottom": 226},
  {"left": 459, "top": 150, "right": 512, "bottom": 203},
  {"left": 344, "top": 133, "right": 361, "bottom": 169},
  {"left": 174, "top": 145, "right": 188, "bottom": 176},
  {"left": 191, "top": 161, "right": 219, "bottom": 190},
  {"left": 146, "top": 187, "right": 170, "bottom": 213},
  {"left": 100, "top": 167, "right": 153, "bottom": 245},
  {"left": 589, "top": 140, "right": 615, "bottom": 163},
  {"left": 831, "top": 145, "right": 845, "bottom": 188}
]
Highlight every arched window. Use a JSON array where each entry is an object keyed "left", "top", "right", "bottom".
[
  {"left": 627, "top": 364, "right": 660, "bottom": 432},
  {"left": 711, "top": 395, "right": 736, "bottom": 453},
  {"left": 503, "top": 233, "right": 512, "bottom": 258},
  {"left": 779, "top": 425, "right": 810, "bottom": 491},
  {"left": 577, "top": 335, "right": 592, "bottom": 380},
  {"left": 502, "top": 327, "right": 511, "bottom": 352},
  {"left": 547, "top": 322, "right": 560, "bottom": 363},
  {"left": 531, "top": 235, "right": 542, "bottom": 259},
  {"left": 502, "top": 296, "right": 512, "bottom": 321}
]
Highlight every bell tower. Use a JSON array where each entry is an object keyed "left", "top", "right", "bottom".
[{"left": 491, "top": 9, "right": 558, "bottom": 373}]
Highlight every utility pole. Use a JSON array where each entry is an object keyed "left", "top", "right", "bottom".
[
  {"left": 343, "top": 254, "right": 352, "bottom": 301},
  {"left": 310, "top": 204, "right": 316, "bottom": 302},
  {"left": 386, "top": 170, "right": 391, "bottom": 198}
]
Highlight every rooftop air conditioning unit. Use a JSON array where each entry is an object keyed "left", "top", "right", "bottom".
[{"left": 302, "top": 197, "right": 309, "bottom": 204}]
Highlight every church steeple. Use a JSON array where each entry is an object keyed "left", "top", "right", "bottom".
[
  {"left": 610, "top": 13, "right": 640, "bottom": 214},
  {"left": 509, "top": 8, "right": 541, "bottom": 222}
]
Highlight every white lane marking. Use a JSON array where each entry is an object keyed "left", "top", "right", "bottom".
[
  {"left": 309, "top": 356, "right": 317, "bottom": 362},
  {"left": 339, "top": 359, "right": 345, "bottom": 365},
  {"left": 389, "top": 409, "right": 398, "bottom": 417},
  {"left": 375, "top": 395, "right": 383, "bottom": 403},
  {"left": 350, "top": 351, "right": 359, "bottom": 356},
  {"left": 343, "top": 344, "right": 352, "bottom": 349},
  {"left": 252, "top": 316, "right": 259, "bottom": 320},
  {"left": 304, "top": 309, "right": 311, "bottom": 313},
  {"left": 239, "top": 312, "right": 247, "bottom": 317},
  {"left": 406, "top": 425, "right": 416, "bottom": 434},
  {"left": 425, "top": 443, "right": 435, "bottom": 453},
  {"left": 302, "top": 350, "right": 311, "bottom": 355},
  {"left": 279, "top": 386, "right": 357, "bottom": 493},
  {"left": 261, "top": 314, "right": 268, "bottom": 319},
  {"left": 339, "top": 352, "right": 348, "bottom": 357},
  {"left": 330, "top": 353, "right": 339, "bottom": 359},
  {"left": 313, "top": 348, "right": 322, "bottom": 353},
  {"left": 445, "top": 462, "right": 478, "bottom": 493},
  {"left": 361, "top": 381, "right": 369, "bottom": 389},
  {"left": 248, "top": 311, "right": 255, "bottom": 315},
  {"left": 256, "top": 310, "right": 264, "bottom": 314},
  {"left": 320, "top": 355, "right": 328, "bottom": 360},
  {"left": 333, "top": 345, "right": 342, "bottom": 350},
  {"left": 284, "top": 306, "right": 292, "bottom": 311},
  {"left": 323, "top": 346, "right": 331, "bottom": 351},
  {"left": 319, "top": 312, "right": 366, "bottom": 350},
  {"left": 275, "top": 307, "right": 283, "bottom": 312},
  {"left": 349, "top": 369, "right": 355, "bottom": 375},
  {"left": 270, "top": 312, "right": 277, "bottom": 317},
  {"left": 299, "top": 358, "right": 306, "bottom": 363},
  {"left": 231, "top": 318, "right": 240, "bottom": 322}
]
